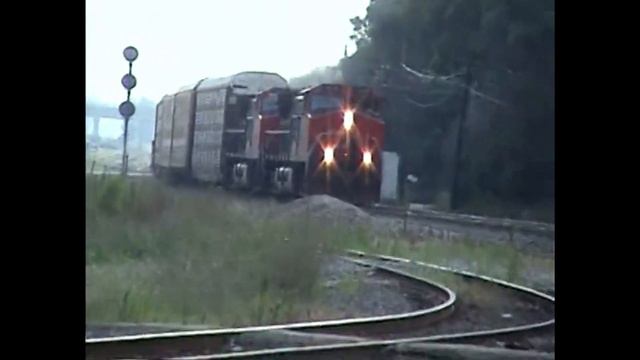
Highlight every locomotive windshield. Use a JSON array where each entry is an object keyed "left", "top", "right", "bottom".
[
  {"left": 310, "top": 94, "right": 342, "bottom": 114},
  {"left": 260, "top": 93, "right": 279, "bottom": 116}
]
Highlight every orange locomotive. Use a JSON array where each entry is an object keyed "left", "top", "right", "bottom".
[{"left": 152, "top": 72, "right": 385, "bottom": 205}]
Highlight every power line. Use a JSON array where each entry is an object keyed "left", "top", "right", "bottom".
[{"left": 401, "top": 63, "right": 508, "bottom": 107}]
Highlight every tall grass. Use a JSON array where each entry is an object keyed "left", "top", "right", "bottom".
[
  {"left": 86, "top": 176, "right": 346, "bottom": 326},
  {"left": 341, "top": 231, "right": 553, "bottom": 287},
  {"left": 86, "top": 175, "right": 553, "bottom": 327}
]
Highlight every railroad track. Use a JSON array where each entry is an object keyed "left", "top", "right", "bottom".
[
  {"left": 346, "top": 251, "right": 555, "bottom": 343},
  {"left": 364, "top": 204, "right": 554, "bottom": 238},
  {"left": 86, "top": 256, "right": 456, "bottom": 359},
  {"left": 86, "top": 251, "right": 554, "bottom": 359}
]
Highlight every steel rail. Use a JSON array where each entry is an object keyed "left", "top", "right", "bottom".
[
  {"left": 167, "top": 250, "right": 555, "bottom": 360},
  {"left": 364, "top": 204, "right": 554, "bottom": 237},
  {"left": 86, "top": 256, "right": 456, "bottom": 359}
]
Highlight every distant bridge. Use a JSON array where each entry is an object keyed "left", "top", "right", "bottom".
[{"left": 86, "top": 102, "right": 155, "bottom": 144}]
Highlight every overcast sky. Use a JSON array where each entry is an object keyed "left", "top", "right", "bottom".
[{"left": 86, "top": 0, "right": 369, "bottom": 105}]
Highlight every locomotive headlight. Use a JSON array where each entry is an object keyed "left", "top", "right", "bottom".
[
  {"left": 362, "top": 150, "right": 373, "bottom": 167},
  {"left": 343, "top": 110, "right": 354, "bottom": 131},
  {"left": 323, "top": 147, "right": 334, "bottom": 164}
]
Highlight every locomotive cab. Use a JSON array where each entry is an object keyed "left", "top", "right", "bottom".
[
  {"left": 269, "top": 84, "right": 385, "bottom": 204},
  {"left": 303, "top": 84, "right": 384, "bottom": 204},
  {"left": 240, "top": 87, "right": 298, "bottom": 193},
  {"left": 258, "top": 88, "right": 295, "bottom": 160},
  {"left": 224, "top": 88, "right": 257, "bottom": 190}
]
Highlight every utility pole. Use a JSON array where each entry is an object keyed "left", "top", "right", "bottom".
[
  {"left": 119, "top": 46, "right": 139, "bottom": 175},
  {"left": 450, "top": 67, "right": 472, "bottom": 210}
]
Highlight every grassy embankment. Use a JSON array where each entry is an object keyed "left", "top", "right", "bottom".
[{"left": 86, "top": 176, "right": 553, "bottom": 326}]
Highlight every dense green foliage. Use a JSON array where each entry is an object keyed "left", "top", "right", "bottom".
[{"left": 340, "top": 0, "right": 554, "bottom": 220}]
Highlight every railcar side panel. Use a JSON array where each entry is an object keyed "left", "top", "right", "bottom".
[
  {"left": 170, "top": 90, "right": 196, "bottom": 170},
  {"left": 153, "top": 95, "right": 175, "bottom": 169},
  {"left": 191, "top": 88, "right": 227, "bottom": 182}
]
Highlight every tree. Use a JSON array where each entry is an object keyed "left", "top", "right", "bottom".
[{"left": 342, "top": 0, "right": 555, "bottom": 213}]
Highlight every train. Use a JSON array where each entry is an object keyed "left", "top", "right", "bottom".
[{"left": 151, "top": 71, "right": 385, "bottom": 204}]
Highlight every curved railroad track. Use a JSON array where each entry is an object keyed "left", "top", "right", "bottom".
[
  {"left": 85, "top": 251, "right": 554, "bottom": 359},
  {"left": 86, "top": 256, "right": 456, "bottom": 359}
]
